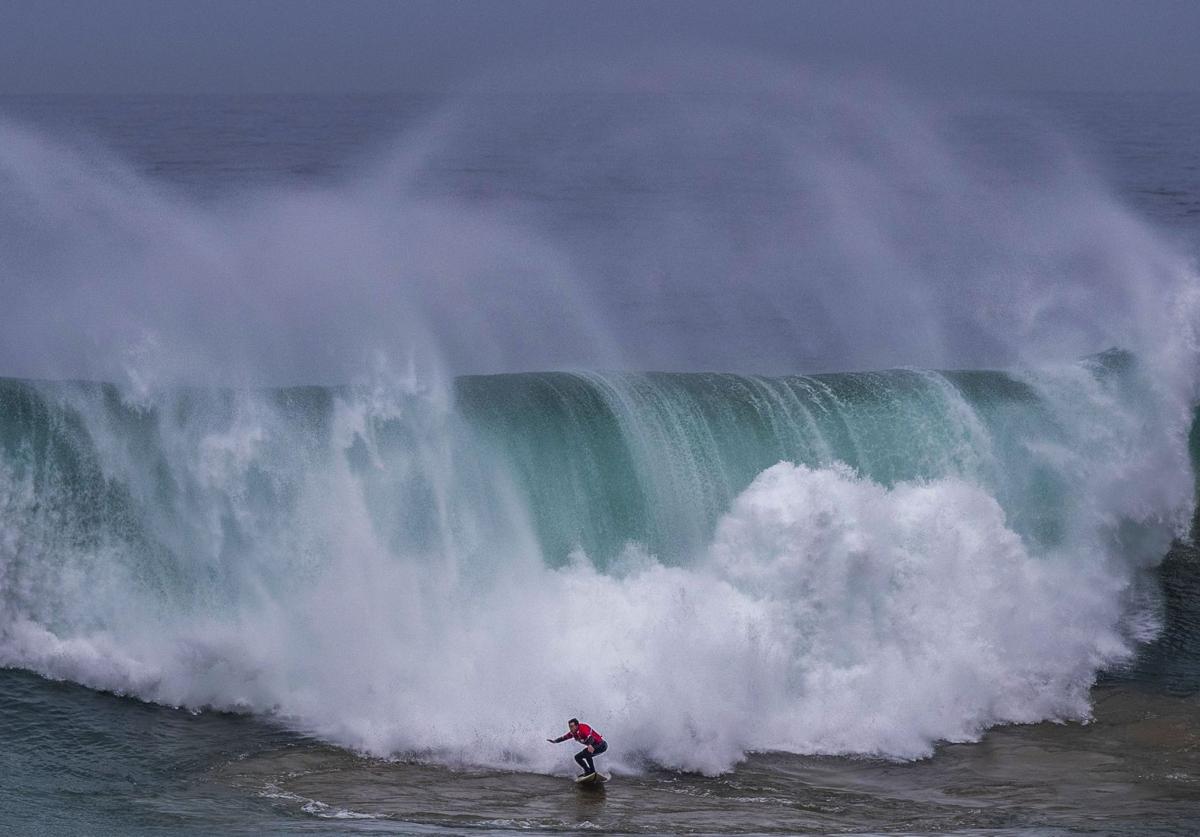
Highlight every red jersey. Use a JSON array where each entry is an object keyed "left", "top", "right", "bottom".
[{"left": 566, "top": 724, "right": 603, "bottom": 745}]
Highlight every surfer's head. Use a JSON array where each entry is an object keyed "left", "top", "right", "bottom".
[{"left": 568, "top": 718, "right": 579, "bottom": 731}]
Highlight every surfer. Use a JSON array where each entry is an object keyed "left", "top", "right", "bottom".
[{"left": 547, "top": 718, "right": 608, "bottom": 776}]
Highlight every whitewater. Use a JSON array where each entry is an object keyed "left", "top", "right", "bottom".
[{"left": 1, "top": 65, "right": 1200, "bottom": 833}]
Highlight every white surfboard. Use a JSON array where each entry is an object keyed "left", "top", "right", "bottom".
[{"left": 574, "top": 771, "right": 610, "bottom": 785}]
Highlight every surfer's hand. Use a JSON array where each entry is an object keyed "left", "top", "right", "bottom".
[
  {"left": 546, "top": 738, "right": 555, "bottom": 743},
  {"left": 586, "top": 745, "right": 594, "bottom": 753}
]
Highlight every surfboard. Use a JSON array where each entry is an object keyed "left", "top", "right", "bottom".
[{"left": 574, "top": 771, "right": 610, "bottom": 785}]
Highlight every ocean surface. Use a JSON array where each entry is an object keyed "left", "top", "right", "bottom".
[{"left": 1, "top": 82, "right": 1200, "bottom": 835}]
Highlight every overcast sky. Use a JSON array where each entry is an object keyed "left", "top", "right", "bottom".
[{"left": 1, "top": 0, "right": 1199, "bottom": 94}]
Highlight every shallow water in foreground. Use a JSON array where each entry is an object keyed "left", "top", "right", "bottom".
[
  {"left": 222, "top": 684, "right": 1200, "bottom": 835},
  {"left": 3, "top": 669, "right": 1197, "bottom": 836}
]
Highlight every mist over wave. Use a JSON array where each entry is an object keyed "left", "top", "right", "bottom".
[
  {"left": 1, "top": 60, "right": 1198, "bottom": 774},
  {"left": 2, "top": 59, "right": 1197, "bottom": 382}
]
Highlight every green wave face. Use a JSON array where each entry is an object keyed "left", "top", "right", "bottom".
[
  {"left": 0, "top": 353, "right": 1184, "bottom": 602},
  {"left": 456, "top": 356, "right": 1145, "bottom": 567}
]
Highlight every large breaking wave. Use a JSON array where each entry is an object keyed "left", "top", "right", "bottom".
[
  {"left": 2, "top": 62, "right": 1199, "bottom": 774},
  {"left": 0, "top": 354, "right": 1192, "bottom": 772}
]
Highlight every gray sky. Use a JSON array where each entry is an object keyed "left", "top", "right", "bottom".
[{"left": 1, "top": 0, "right": 1199, "bottom": 95}]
